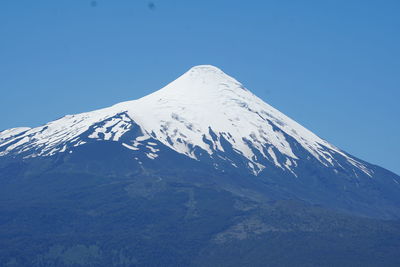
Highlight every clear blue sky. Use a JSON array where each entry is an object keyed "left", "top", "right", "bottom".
[{"left": 1, "top": 0, "right": 399, "bottom": 175}]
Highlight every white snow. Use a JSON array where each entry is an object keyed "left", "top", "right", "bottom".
[
  {"left": 122, "top": 143, "right": 139, "bottom": 151},
  {"left": 146, "top": 152, "right": 158, "bottom": 159},
  {"left": 135, "top": 136, "right": 150, "bottom": 142},
  {"left": 0, "top": 65, "right": 372, "bottom": 177},
  {"left": 0, "top": 127, "right": 31, "bottom": 142},
  {"left": 146, "top": 145, "right": 159, "bottom": 153},
  {"left": 147, "top": 142, "right": 157, "bottom": 146},
  {"left": 267, "top": 147, "right": 282, "bottom": 169}
]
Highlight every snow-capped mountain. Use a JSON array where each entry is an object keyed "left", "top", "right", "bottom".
[
  {"left": 0, "top": 65, "right": 374, "bottom": 178},
  {"left": 1, "top": 64, "right": 400, "bottom": 220},
  {"left": 2, "top": 65, "right": 400, "bottom": 267}
]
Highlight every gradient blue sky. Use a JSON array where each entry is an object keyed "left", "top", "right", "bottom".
[{"left": 1, "top": 0, "right": 399, "bottom": 174}]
